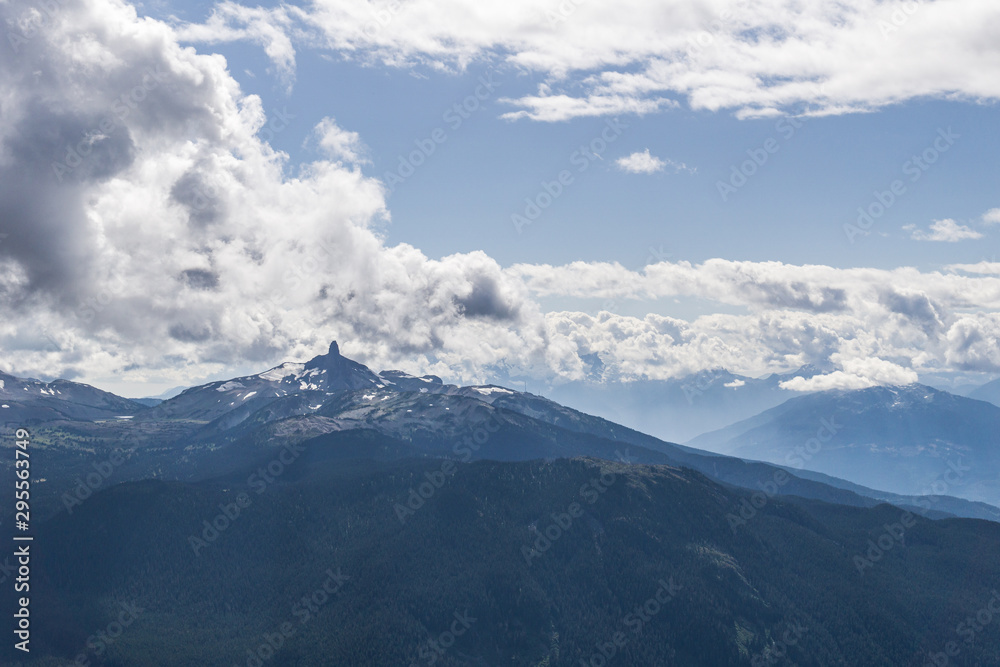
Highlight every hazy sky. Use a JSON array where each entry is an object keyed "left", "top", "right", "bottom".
[{"left": 1, "top": 0, "right": 998, "bottom": 395}]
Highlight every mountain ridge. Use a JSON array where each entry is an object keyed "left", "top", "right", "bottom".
[
  {"left": 20, "top": 453, "right": 1000, "bottom": 666},
  {"left": 5, "top": 342, "right": 998, "bottom": 524},
  {"left": 0, "top": 369, "right": 147, "bottom": 422},
  {"left": 688, "top": 383, "right": 1000, "bottom": 506}
]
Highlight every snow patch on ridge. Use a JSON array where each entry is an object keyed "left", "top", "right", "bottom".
[
  {"left": 471, "top": 386, "right": 514, "bottom": 395},
  {"left": 217, "top": 381, "right": 246, "bottom": 392},
  {"left": 258, "top": 363, "right": 306, "bottom": 382}
]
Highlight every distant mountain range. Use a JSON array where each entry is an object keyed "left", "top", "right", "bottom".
[
  {"left": 134, "top": 384, "right": 188, "bottom": 406},
  {"left": 545, "top": 366, "right": 827, "bottom": 443},
  {"left": 689, "top": 384, "right": 1000, "bottom": 506},
  {"left": 0, "top": 370, "right": 146, "bottom": 422},
  {"left": 968, "top": 376, "right": 1000, "bottom": 407},
  {"left": 3, "top": 343, "right": 997, "bottom": 523},
  {"left": 5, "top": 342, "right": 1000, "bottom": 664}
]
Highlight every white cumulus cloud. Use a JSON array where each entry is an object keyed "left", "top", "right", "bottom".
[
  {"left": 908, "top": 219, "right": 984, "bottom": 242},
  {"left": 982, "top": 208, "right": 1000, "bottom": 225},
  {"left": 3, "top": 0, "right": 1000, "bottom": 395},
  {"left": 780, "top": 356, "right": 919, "bottom": 392},
  {"left": 177, "top": 0, "right": 1000, "bottom": 121},
  {"left": 0, "top": 0, "right": 542, "bottom": 388},
  {"left": 616, "top": 150, "right": 665, "bottom": 174},
  {"left": 615, "top": 149, "right": 694, "bottom": 175},
  {"left": 312, "top": 117, "right": 368, "bottom": 165}
]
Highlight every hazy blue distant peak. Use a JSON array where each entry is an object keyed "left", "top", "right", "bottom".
[{"left": 969, "top": 377, "right": 1000, "bottom": 407}]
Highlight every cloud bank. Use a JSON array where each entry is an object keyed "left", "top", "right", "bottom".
[
  {"left": 179, "top": 0, "right": 1000, "bottom": 121},
  {"left": 1, "top": 0, "right": 999, "bottom": 394}
]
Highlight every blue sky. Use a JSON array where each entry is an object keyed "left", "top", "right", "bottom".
[
  {"left": 138, "top": 0, "right": 998, "bottom": 275},
  {"left": 1, "top": 0, "right": 998, "bottom": 395},
  {"left": 167, "top": 12, "right": 999, "bottom": 325},
  {"left": 164, "top": 14, "right": 998, "bottom": 274}
]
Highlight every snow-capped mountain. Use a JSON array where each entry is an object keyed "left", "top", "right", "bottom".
[
  {"left": 139, "top": 341, "right": 386, "bottom": 423},
  {"left": 7, "top": 342, "right": 999, "bottom": 524},
  {"left": 0, "top": 370, "right": 147, "bottom": 422},
  {"left": 119, "top": 345, "right": 997, "bottom": 521}
]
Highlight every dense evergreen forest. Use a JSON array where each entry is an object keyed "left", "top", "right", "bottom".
[{"left": 8, "top": 431, "right": 1000, "bottom": 666}]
